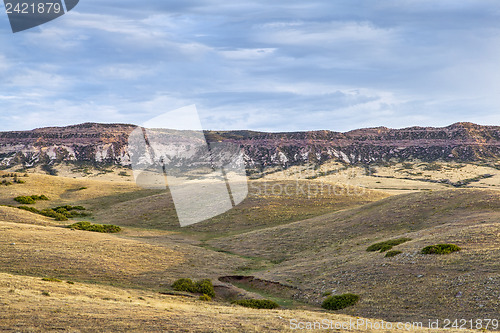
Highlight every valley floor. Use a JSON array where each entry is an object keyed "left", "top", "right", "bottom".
[{"left": 0, "top": 165, "right": 498, "bottom": 332}]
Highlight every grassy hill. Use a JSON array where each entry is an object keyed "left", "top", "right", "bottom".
[
  {"left": 208, "top": 189, "right": 500, "bottom": 322},
  {"left": 0, "top": 168, "right": 498, "bottom": 331}
]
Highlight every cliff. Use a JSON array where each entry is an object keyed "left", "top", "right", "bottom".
[{"left": 1, "top": 122, "right": 499, "bottom": 169}]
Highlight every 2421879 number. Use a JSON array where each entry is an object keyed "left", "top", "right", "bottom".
[{"left": 5, "top": 2, "right": 62, "bottom": 14}]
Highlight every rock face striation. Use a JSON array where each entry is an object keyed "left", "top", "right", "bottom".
[{"left": 0, "top": 122, "right": 499, "bottom": 170}]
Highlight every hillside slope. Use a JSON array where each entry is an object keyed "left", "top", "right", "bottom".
[{"left": 208, "top": 189, "right": 500, "bottom": 322}]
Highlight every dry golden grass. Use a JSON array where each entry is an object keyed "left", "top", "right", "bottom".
[
  {"left": 81, "top": 179, "right": 388, "bottom": 237},
  {"left": 260, "top": 161, "right": 500, "bottom": 194},
  {"left": 208, "top": 189, "right": 500, "bottom": 323},
  {"left": 0, "top": 221, "right": 247, "bottom": 288},
  {"left": 0, "top": 205, "right": 54, "bottom": 226},
  {"left": 0, "top": 273, "right": 482, "bottom": 333},
  {"left": 0, "top": 170, "right": 140, "bottom": 208},
  {"left": 1, "top": 168, "right": 498, "bottom": 331}
]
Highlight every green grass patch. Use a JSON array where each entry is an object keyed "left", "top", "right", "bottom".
[
  {"left": 322, "top": 293, "right": 360, "bottom": 310},
  {"left": 231, "top": 299, "right": 280, "bottom": 309},
  {"left": 366, "top": 238, "right": 412, "bottom": 253},
  {"left": 421, "top": 244, "right": 461, "bottom": 255},
  {"left": 68, "top": 221, "right": 121, "bottom": 233},
  {"left": 385, "top": 250, "right": 402, "bottom": 257}
]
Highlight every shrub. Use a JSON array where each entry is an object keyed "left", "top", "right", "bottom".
[
  {"left": 14, "top": 195, "right": 49, "bottom": 204},
  {"left": 196, "top": 279, "right": 215, "bottom": 297},
  {"left": 172, "top": 278, "right": 197, "bottom": 293},
  {"left": 14, "top": 196, "right": 35, "bottom": 204},
  {"left": 385, "top": 250, "right": 402, "bottom": 258},
  {"left": 18, "top": 206, "right": 41, "bottom": 214},
  {"left": 366, "top": 238, "right": 412, "bottom": 253},
  {"left": 40, "top": 209, "right": 68, "bottom": 221},
  {"left": 16, "top": 205, "right": 88, "bottom": 221},
  {"left": 421, "top": 244, "right": 461, "bottom": 255},
  {"left": 41, "top": 291, "right": 50, "bottom": 296},
  {"left": 322, "top": 293, "right": 360, "bottom": 310},
  {"left": 199, "top": 294, "right": 212, "bottom": 301},
  {"left": 232, "top": 299, "right": 280, "bottom": 309},
  {"left": 68, "top": 222, "right": 121, "bottom": 233},
  {"left": 171, "top": 278, "right": 216, "bottom": 296},
  {"left": 42, "top": 277, "right": 62, "bottom": 282}
]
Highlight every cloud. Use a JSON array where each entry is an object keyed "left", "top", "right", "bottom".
[{"left": 0, "top": 0, "right": 499, "bottom": 132}]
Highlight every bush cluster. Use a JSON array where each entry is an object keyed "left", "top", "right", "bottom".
[
  {"left": 322, "top": 293, "right": 360, "bottom": 310},
  {"left": 14, "top": 195, "right": 49, "bottom": 204},
  {"left": 385, "top": 250, "right": 402, "bottom": 258},
  {"left": 68, "top": 221, "right": 121, "bottom": 233},
  {"left": 366, "top": 238, "right": 411, "bottom": 253},
  {"left": 231, "top": 299, "right": 280, "bottom": 309},
  {"left": 171, "top": 278, "right": 215, "bottom": 297},
  {"left": 199, "top": 294, "right": 212, "bottom": 301},
  {"left": 421, "top": 244, "right": 461, "bottom": 255},
  {"left": 17, "top": 205, "right": 88, "bottom": 221}
]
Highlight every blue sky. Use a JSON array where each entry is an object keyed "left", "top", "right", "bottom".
[{"left": 1, "top": 0, "right": 500, "bottom": 132}]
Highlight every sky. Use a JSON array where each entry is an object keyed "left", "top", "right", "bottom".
[{"left": 0, "top": 0, "right": 500, "bottom": 132}]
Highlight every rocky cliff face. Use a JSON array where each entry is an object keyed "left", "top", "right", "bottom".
[
  {"left": 0, "top": 122, "right": 499, "bottom": 170},
  {"left": 0, "top": 123, "right": 136, "bottom": 168}
]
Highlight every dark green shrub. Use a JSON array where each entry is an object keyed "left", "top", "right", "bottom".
[
  {"left": 421, "top": 244, "right": 461, "bottom": 255},
  {"left": 40, "top": 209, "right": 68, "bottom": 221},
  {"left": 16, "top": 205, "right": 88, "bottom": 221},
  {"left": 199, "top": 294, "right": 212, "bottom": 301},
  {"left": 366, "top": 238, "right": 412, "bottom": 253},
  {"left": 196, "top": 279, "right": 215, "bottom": 297},
  {"left": 55, "top": 207, "right": 68, "bottom": 214},
  {"left": 172, "top": 278, "right": 197, "bottom": 293},
  {"left": 41, "top": 291, "right": 50, "bottom": 296},
  {"left": 68, "top": 222, "right": 121, "bottom": 233},
  {"left": 14, "top": 196, "right": 36, "bottom": 204},
  {"left": 18, "top": 206, "right": 41, "bottom": 214},
  {"left": 42, "top": 277, "right": 62, "bottom": 282},
  {"left": 385, "top": 250, "right": 402, "bottom": 258},
  {"left": 322, "top": 293, "right": 360, "bottom": 310},
  {"left": 232, "top": 299, "right": 280, "bottom": 309},
  {"left": 14, "top": 195, "right": 49, "bottom": 204}
]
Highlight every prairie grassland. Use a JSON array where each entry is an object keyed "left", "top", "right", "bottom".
[
  {"left": 0, "top": 273, "right": 481, "bottom": 333},
  {"left": 209, "top": 189, "right": 500, "bottom": 322},
  {"left": 0, "top": 166, "right": 498, "bottom": 331},
  {"left": 259, "top": 161, "right": 500, "bottom": 194},
  {"left": 0, "top": 221, "right": 248, "bottom": 288}
]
